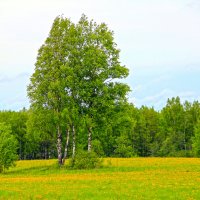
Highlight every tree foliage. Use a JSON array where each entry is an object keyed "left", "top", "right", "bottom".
[
  {"left": 0, "top": 123, "right": 18, "bottom": 172},
  {"left": 192, "top": 121, "right": 200, "bottom": 157}
]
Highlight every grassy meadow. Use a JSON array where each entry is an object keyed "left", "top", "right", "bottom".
[{"left": 0, "top": 158, "right": 200, "bottom": 199}]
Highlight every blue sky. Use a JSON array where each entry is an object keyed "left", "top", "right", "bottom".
[{"left": 0, "top": 0, "right": 200, "bottom": 110}]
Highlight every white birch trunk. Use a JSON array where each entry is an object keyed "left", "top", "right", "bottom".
[
  {"left": 72, "top": 125, "right": 76, "bottom": 159},
  {"left": 62, "top": 128, "right": 70, "bottom": 164},
  {"left": 88, "top": 127, "right": 92, "bottom": 152},
  {"left": 57, "top": 125, "right": 62, "bottom": 165}
]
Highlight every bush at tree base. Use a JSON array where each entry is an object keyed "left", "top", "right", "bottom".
[{"left": 69, "top": 150, "right": 102, "bottom": 169}]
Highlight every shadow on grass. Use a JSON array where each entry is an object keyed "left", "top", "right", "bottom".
[
  {"left": 3, "top": 162, "right": 111, "bottom": 176},
  {"left": 1, "top": 160, "right": 156, "bottom": 177},
  {"left": 2, "top": 162, "right": 62, "bottom": 176}
]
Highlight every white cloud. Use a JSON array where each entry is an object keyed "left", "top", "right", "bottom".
[
  {"left": 132, "top": 85, "right": 143, "bottom": 93},
  {"left": 132, "top": 89, "right": 200, "bottom": 110},
  {"left": 0, "top": 73, "right": 30, "bottom": 110}
]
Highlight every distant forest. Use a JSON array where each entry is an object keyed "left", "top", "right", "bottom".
[{"left": 1, "top": 96, "right": 200, "bottom": 159}]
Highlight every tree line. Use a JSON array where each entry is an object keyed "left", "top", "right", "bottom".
[{"left": 1, "top": 96, "right": 200, "bottom": 162}]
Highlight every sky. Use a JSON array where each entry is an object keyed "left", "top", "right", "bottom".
[{"left": 0, "top": 0, "right": 200, "bottom": 110}]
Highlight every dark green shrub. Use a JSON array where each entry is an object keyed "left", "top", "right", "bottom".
[
  {"left": 70, "top": 150, "right": 102, "bottom": 169},
  {"left": 114, "top": 135, "right": 136, "bottom": 157},
  {"left": 92, "top": 139, "right": 104, "bottom": 156}
]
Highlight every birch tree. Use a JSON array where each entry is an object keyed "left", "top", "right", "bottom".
[
  {"left": 75, "top": 15, "right": 130, "bottom": 151},
  {"left": 27, "top": 17, "right": 77, "bottom": 165},
  {"left": 28, "top": 14, "right": 130, "bottom": 164}
]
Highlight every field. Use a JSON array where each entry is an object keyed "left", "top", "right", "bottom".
[{"left": 0, "top": 158, "right": 200, "bottom": 199}]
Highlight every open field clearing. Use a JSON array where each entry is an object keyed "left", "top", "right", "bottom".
[{"left": 1, "top": 158, "right": 200, "bottom": 199}]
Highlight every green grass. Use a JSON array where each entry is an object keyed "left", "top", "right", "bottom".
[{"left": 0, "top": 158, "right": 200, "bottom": 199}]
